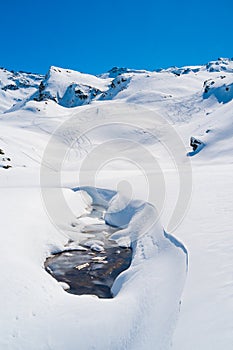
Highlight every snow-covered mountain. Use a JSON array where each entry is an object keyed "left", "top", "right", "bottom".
[
  {"left": 0, "top": 67, "right": 43, "bottom": 113},
  {"left": 3, "top": 57, "right": 233, "bottom": 114},
  {"left": 1, "top": 58, "right": 233, "bottom": 350},
  {"left": 2, "top": 57, "right": 233, "bottom": 161}
]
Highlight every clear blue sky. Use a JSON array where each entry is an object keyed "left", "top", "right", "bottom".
[{"left": 1, "top": 0, "right": 232, "bottom": 74}]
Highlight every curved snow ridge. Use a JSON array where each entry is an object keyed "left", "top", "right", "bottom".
[
  {"left": 164, "top": 231, "right": 188, "bottom": 267},
  {"left": 80, "top": 187, "right": 188, "bottom": 350},
  {"left": 0, "top": 186, "right": 188, "bottom": 350}
]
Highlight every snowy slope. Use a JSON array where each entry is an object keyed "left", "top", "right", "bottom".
[
  {"left": 6, "top": 66, "right": 112, "bottom": 111},
  {"left": 0, "top": 58, "right": 233, "bottom": 350},
  {"left": 2, "top": 57, "right": 233, "bottom": 163},
  {"left": 0, "top": 67, "right": 43, "bottom": 113}
]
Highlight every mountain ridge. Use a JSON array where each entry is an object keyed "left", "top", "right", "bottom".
[
  {"left": 1, "top": 57, "right": 233, "bottom": 114},
  {"left": 1, "top": 57, "right": 233, "bottom": 161}
]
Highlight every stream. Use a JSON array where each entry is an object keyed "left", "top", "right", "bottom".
[{"left": 45, "top": 204, "right": 132, "bottom": 298}]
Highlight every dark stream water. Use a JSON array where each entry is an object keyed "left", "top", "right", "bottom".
[{"left": 45, "top": 205, "right": 132, "bottom": 298}]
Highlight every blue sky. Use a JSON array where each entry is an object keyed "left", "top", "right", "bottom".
[{"left": 1, "top": 0, "right": 233, "bottom": 74}]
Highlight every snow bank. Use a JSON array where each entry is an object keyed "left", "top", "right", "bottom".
[
  {"left": 87, "top": 188, "right": 188, "bottom": 349},
  {"left": 62, "top": 187, "right": 92, "bottom": 218},
  {"left": 0, "top": 186, "right": 187, "bottom": 350}
]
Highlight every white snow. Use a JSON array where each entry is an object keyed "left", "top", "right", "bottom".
[
  {"left": 0, "top": 58, "right": 233, "bottom": 349},
  {"left": 0, "top": 68, "right": 43, "bottom": 113}
]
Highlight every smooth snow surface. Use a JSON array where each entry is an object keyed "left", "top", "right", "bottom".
[{"left": 1, "top": 58, "right": 233, "bottom": 349}]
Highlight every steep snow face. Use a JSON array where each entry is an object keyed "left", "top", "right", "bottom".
[
  {"left": 32, "top": 66, "right": 111, "bottom": 107},
  {"left": 0, "top": 68, "right": 43, "bottom": 113},
  {"left": 203, "top": 75, "right": 233, "bottom": 103}
]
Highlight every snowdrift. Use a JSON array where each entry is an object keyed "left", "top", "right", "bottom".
[{"left": 0, "top": 186, "right": 187, "bottom": 350}]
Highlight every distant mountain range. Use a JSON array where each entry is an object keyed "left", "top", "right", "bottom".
[
  {"left": 1, "top": 57, "right": 233, "bottom": 113},
  {"left": 1, "top": 57, "right": 233, "bottom": 160}
]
